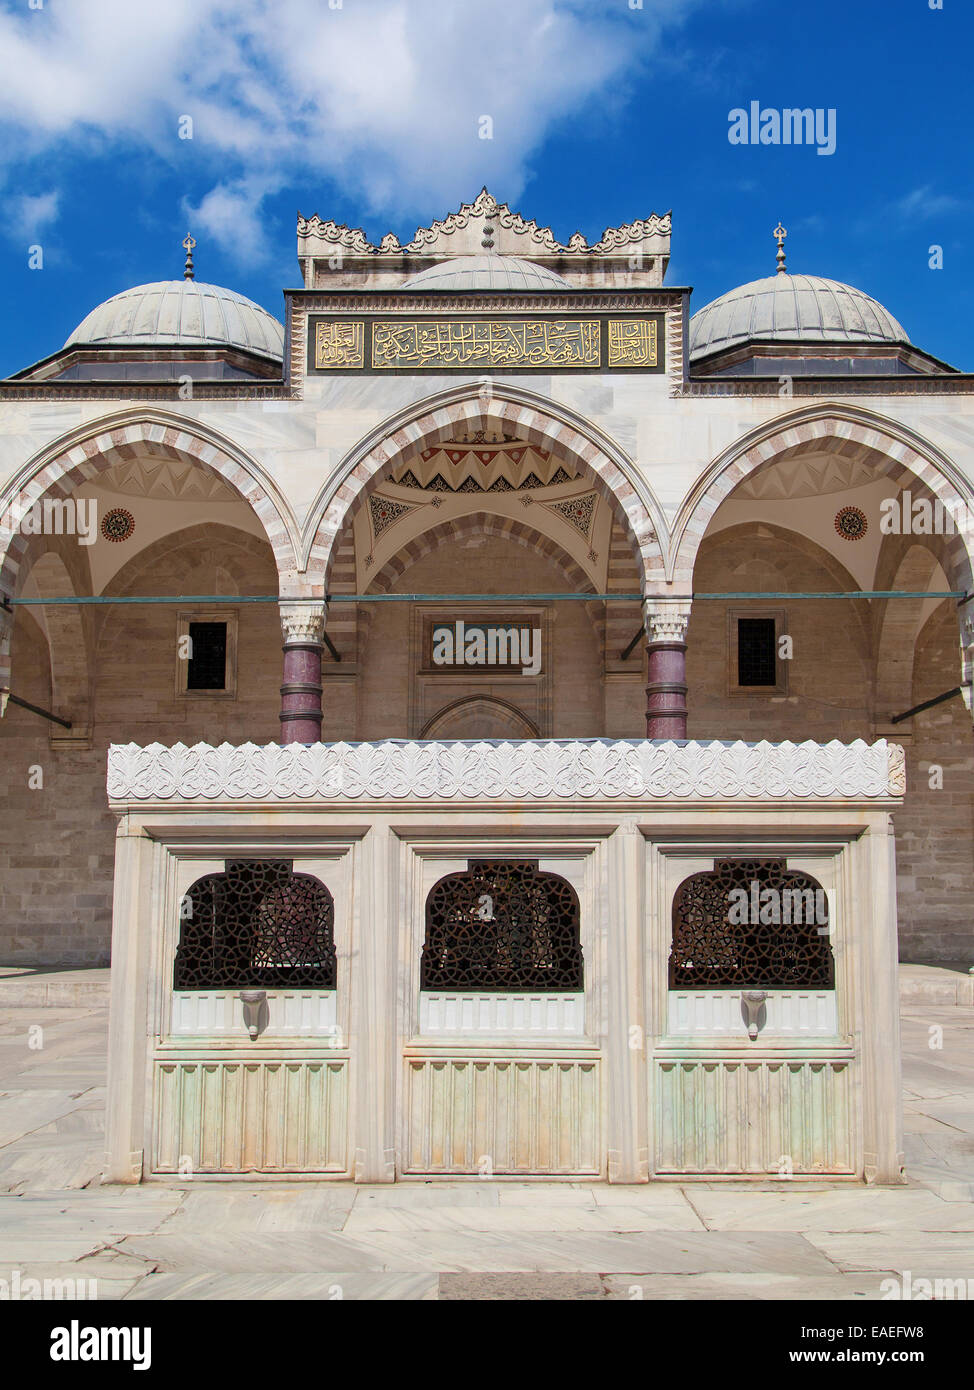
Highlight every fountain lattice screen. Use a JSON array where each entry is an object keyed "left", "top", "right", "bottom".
[
  {"left": 421, "top": 860, "right": 583, "bottom": 991},
  {"left": 669, "top": 858, "right": 834, "bottom": 989},
  {"left": 174, "top": 860, "right": 336, "bottom": 990}
]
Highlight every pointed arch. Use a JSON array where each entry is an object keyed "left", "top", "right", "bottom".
[
  {"left": 98, "top": 521, "right": 279, "bottom": 601},
  {"left": 0, "top": 411, "right": 300, "bottom": 691},
  {"left": 367, "top": 513, "right": 597, "bottom": 596},
  {"left": 358, "top": 512, "right": 606, "bottom": 662},
  {"left": 0, "top": 408, "right": 300, "bottom": 602},
  {"left": 874, "top": 545, "right": 949, "bottom": 725},
  {"left": 420, "top": 696, "right": 540, "bottom": 740},
  {"left": 302, "top": 382, "right": 665, "bottom": 591},
  {"left": 688, "top": 518, "right": 877, "bottom": 692},
  {"left": 29, "top": 552, "right": 91, "bottom": 738},
  {"left": 671, "top": 404, "right": 974, "bottom": 595}
]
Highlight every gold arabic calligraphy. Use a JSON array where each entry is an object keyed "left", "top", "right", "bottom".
[
  {"left": 607, "top": 319, "right": 658, "bottom": 367},
  {"left": 315, "top": 321, "right": 365, "bottom": 369},
  {"left": 371, "top": 319, "right": 601, "bottom": 369}
]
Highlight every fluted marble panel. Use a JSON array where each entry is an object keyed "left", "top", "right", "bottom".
[
  {"left": 404, "top": 1057, "right": 600, "bottom": 1176},
  {"left": 655, "top": 1058, "right": 854, "bottom": 1175},
  {"left": 153, "top": 1059, "right": 348, "bottom": 1174}
]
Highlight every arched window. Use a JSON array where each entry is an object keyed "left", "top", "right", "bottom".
[
  {"left": 174, "top": 860, "right": 336, "bottom": 990},
  {"left": 421, "top": 860, "right": 582, "bottom": 991},
  {"left": 669, "top": 858, "right": 834, "bottom": 990}
]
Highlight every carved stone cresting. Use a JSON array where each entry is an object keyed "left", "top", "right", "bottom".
[
  {"left": 279, "top": 601, "right": 327, "bottom": 646},
  {"left": 107, "top": 738, "right": 905, "bottom": 805},
  {"left": 297, "top": 188, "right": 671, "bottom": 259},
  {"left": 643, "top": 599, "right": 692, "bottom": 644}
]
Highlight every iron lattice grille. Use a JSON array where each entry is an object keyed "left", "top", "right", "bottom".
[
  {"left": 421, "top": 860, "right": 583, "bottom": 991},
  {"left": 174, "top": 859, "right": 336, "bottom": 990},
  {"left": 669, "top": 858, "right": 834, "bottom": 990}
]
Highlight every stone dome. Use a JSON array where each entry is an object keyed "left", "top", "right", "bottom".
[
  {"left": 401, "top": 254, "right": 569, "bottom": 292},
  {"left": 689, "top": 273, "right": 909, "bottom": 361},
  {"left": 65, "top": 280, "right": 285, "bottom": 359}
]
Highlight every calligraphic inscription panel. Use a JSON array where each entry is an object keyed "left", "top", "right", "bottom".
[
  {"left": 607, "top": 318, "right": 657, "bottom": 368},
  {"left": 372, "top": 318, "right": 600, "bottom": 369},
  {"left": 315, "top": 321, "right": 366, "bottom": 369},
  {"left": 308, "top": 314, "right": 665, "bottom": 374}
]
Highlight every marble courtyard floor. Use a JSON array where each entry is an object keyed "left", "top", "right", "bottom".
[{"left": 0, "top": 968, "right": 971, "bottom": 1301}]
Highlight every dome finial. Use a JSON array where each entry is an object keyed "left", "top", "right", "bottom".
[
  {"left": 773, "top": 221, "right": 787, "bottom": 275},
  {"left": 182, "top": 233, "right": 196, "bottom": 281}
]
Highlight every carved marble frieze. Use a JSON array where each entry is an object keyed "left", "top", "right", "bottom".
[{"left": 107, "top": 737, "right": 905, "bottom": 805}]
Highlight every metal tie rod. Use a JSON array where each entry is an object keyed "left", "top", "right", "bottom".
[{"left": 3, "top": 590, "right": 966, "bottom": 605}]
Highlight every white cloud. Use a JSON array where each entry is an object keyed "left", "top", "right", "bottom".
[
  {"left": 182, "top": 176, "right": 285, "bottom": 268},
  {"left": 4, "top": 189, "right": 59, "bottom": 243},
  {"left": 0, "top": 0, "right": 701, "bottom": 260},
  {"left": 894, "top": 186, "right": 963, "bottom": 221}
]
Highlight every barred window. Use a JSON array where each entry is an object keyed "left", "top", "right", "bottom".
[
  {"left": 421, "top": 859, "right": 583, "bottom": 991},
  {"left": 737, "top": 617, "right": 777, "bottom": 687},
  {"left": 186, "top": 621, "right": 227, "bottom": 690},
  {"left": 174, "top": 859, "right": 336, "bottom": 990},
  {"left": 669, "top": 858, "right": 834, "bottom": 990}
]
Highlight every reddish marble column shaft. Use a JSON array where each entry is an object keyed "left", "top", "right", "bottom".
[
  {"left": 646, "top": 639, "right": 688, "bottom": 739},
  {"left": 280, "top": 642, "right": 323, "bottom": 744}
]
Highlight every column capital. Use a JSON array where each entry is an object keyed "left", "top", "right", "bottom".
[
  {"left": 279, "top": 599, "right": 327, "bottom": 647},
  {"left": 642, "top": 597, "right": 691, "bottom": 645}
]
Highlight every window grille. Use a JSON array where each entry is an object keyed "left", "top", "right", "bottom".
[
  {"left": 187, "top": 621, "right": 227, "bottom": 690},
  {"left": 737, "top": 617, "right": 777, "bottom": 687},
  {"left": 669, "top": 858, "right": 834, "bottom": 989},
  {"left": 421, "top": 859, "right": 583, "bottom": 991},
  {"left": 174, "top": 860, "right": 336, "bottom": 990}
]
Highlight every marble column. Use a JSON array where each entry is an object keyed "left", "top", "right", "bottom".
[
  {"left": 0, "top": 604, "right": 12, "bottom": 709},
  {"left": 279, "top": 601, "right": 327, "bottom": 744},
  {"left": 961, "top": 608, "right": 974, "bottom": 719},
  {"left": 643, "top": 599, "right": 691, "bottom": 740}
]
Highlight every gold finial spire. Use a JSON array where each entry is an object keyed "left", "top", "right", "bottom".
[
  {"left": 773, "top": 221, "right": 787, "bottom": 275},
  {"left": 182, "top": 233, "right": 196, "bottom": 281}
]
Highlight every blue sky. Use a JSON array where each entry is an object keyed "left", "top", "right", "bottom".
[{"left": 0, "top": 0, "right": 970, "bottom": 377}]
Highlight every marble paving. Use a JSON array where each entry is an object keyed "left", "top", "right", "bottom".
[{"left": 0, "top": 988, "right": 969, "bottom": 1299}]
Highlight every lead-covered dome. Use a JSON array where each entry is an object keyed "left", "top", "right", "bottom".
[
  {"left": 401, "top": 254, "right": 569, "bottom": 292},
  {"left": 65, "top": 280, "right": 285, "bottom": 360},
  {"left": 689, "top": 273, "right": 909, "bottom": 361}
]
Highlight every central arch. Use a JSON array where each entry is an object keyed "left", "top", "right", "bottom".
[{"left": 302, "top": 383, "right": 666, "bottom": 592}]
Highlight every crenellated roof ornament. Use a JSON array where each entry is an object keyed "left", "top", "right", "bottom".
[{"left": 297, "top": 187, "right": 671, "bottom": 261}]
